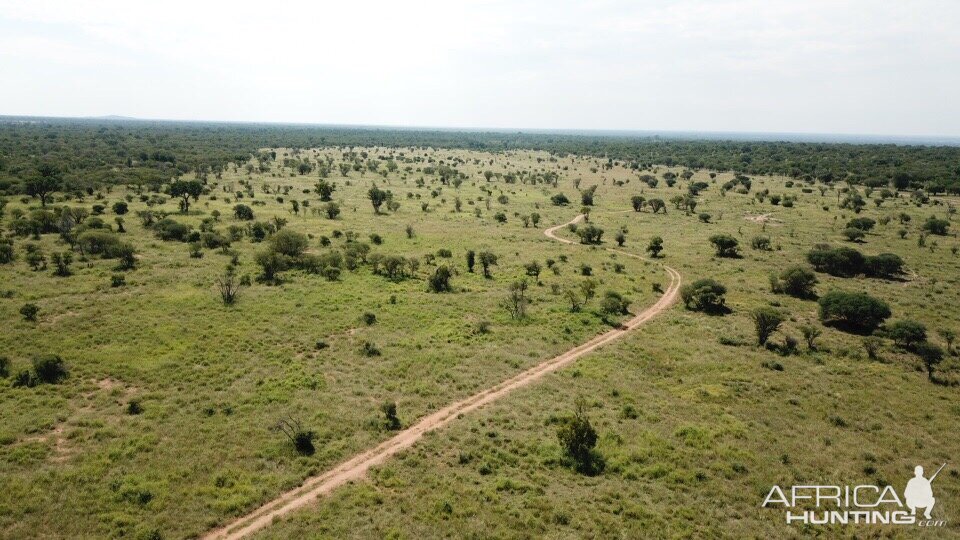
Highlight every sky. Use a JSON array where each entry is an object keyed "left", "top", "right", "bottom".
[{"left": 1, "top": 0, "right": 959, "bottom": 137}]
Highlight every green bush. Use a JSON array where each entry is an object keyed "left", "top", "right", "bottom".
[
  {"left": 269, "top": 229, "right": 308, "bottom": 258},
  {"left": 709, "top": 234, "right": 740, "bottom": 257},
  {"left": 887, "top": 319, "right": 927, "bottom": 349},
  {"left": 818, "top": 290, "right": 891, "bottom": 333},
  {"left": 770, "top": 266, "right": 818, "bottom": 298},
  {"left": 153, "top": 218, "right": 191, "bottom": 242},
  {"left": 680, "top": 279, "right": 727, "bottom": 313},
  {"left": 752, "top": 307, "right": 785, "bottom": 345},
  {"left": 557, "top": 399, "right": 603, "bottom": 475},
  {"left": 32, "top": 355, "right": 68, "bottom": 384}
]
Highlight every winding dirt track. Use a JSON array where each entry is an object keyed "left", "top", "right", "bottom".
[{"left": 203, "top": 214, "right": 682, "bottom": 540}]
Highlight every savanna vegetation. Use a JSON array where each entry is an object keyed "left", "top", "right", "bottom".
[{"left": 1, "top": 118, "right": 958, "bottom": 538}]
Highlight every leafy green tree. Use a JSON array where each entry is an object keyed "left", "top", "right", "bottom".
[
  {"left": 600, "top": 291, "right": 630, "bottom": 317},
  {"left": 631, "top": 195, "right": 646, "bottom": 212},
  {"left": 169, "top": 180, "right": 203, "bottom": 213},
  {"left": 269, "top": 229, "right": 308, "bottom": 258},
  {"left": 915, "top": 341, "right": 944, "bottom": 381},
  {"left": 51, "top": 252, "right": 73, "bottom": 277},
  {"left": 478, "top": 251, "right": 497, "bottom": 278},
  {"left": 314, "top": 180, "right": 336, "bottom": 201},
  {"left": 887, "top": 320, "right": 927, "bottom": 349},
  {"left": 680, "top": 279, "right": 727, "bottom": 313},
  {"left": 709, "top": 234, "right": 740, "bottom": 257},
  {"left": 576, "top": 224, "right": 604, "bottom": 245},
  {"left": 752, "top": 307, "right": 785, "bottom": 345},
  {"left": 818, "top": 290, "right": 891, "bottom": 333},
  {"left": 800, "top": 324, "right": 822, "bottom": 350},
  {"left": 25, "top": 164, "right": 61, "bottom": 207},
  {"left": 864, "top": 253, "right": 904, "bottom": 279},
  {"left": 770, "top": 266, "right": 818, "bottom": 298},
  {"left": 646, "top": 236, "right": 663, "bottom": 258},
  {"left": 368, "top": 185, "right": 388, "bottom": 214}
]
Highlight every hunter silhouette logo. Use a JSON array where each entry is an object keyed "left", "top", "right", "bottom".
[
  {"left": 905, "top": 464, "right": 944, "bottom": 520},
  {"left": 762, "top": 463, "right": 947, "bottom": 527}
]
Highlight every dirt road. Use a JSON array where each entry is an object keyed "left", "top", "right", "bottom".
[{"left": 203, "top": 214, "right": 681, "bottom": 539}]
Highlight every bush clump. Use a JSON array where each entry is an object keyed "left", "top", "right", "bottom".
[
  {"left": 818, "top": 290, "right": 891, "bottom": 333},
  {"left": 680, "top": 279, "right": 727, "bottom": 313}
]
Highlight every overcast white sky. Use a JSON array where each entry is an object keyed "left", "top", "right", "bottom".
[{"left": 1, "top": 0, "right": 959, "bottom": 136}]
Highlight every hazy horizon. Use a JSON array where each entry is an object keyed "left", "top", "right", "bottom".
[{"left": 2, "top": 0, "right": 960, "bottom": 137}]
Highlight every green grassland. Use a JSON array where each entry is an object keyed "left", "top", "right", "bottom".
[{"left": 2, "top": 146, "right": 959, "bottom": 539}]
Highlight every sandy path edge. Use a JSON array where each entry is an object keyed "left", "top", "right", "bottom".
[{"left": 203, "top": 214, "right": 681, "bottom": 539}]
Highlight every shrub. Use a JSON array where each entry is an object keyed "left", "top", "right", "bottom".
[
  {"left": 709, "top": 234, "right": 740, "bottom": 257},
  {"left": 216, "top": 265, "right": 245, "bottom": 305},
  {"left": 0, "top": 356, "right": 8, "bottom": 378},
  {"left": 864, "top": 253, "right": 904, "bottom": 279},
  {"left": 922, "top": 216, "right": 949, "bottom": 235},
  {"left": 770, "top": 266, "right": 818, "bottom": 298},
  {"left": 752, "top": 307, "right": 785, "bottom": 345},
  {"left": 381, "top": 402, "right": 401, "bottom": 430},
  {"left": 361, "top": 312, "right": 377, "bottom": 325},
  {"left": 0, "top": 239, "right": 13, "bottom": 264},
  {"left": 887, "top": 319, "right": 927, "bottom": 349},
  {"left": 51, "top": 252, "right": 73, "bottom": 276},
  {"left": 862, "top": 336, "right": 884, "bottom": 360},
  {"left": 111, "top": 274, "right": 126, "bottom": 287},
  {"left": 360, "top": 341, "right": 381, "bottom": 357},
  {"left": 646, "top": 236, "right": 663, "bottom": 257},
  {"left": 818, "top": 290, "right": 891, "bottom": 333},
  {"left": 557, "top": 399, "right": 603, "bottom": 475},
  {"left": 233, "top": 204, "right": 254, "bottom": 220},
  {"left": 600, "top": 291, "right": 630, "bottom": 317},
  {"left": 269, "top": 229, "right": 308, "bottom": 258},
  {"left": 126, "top": 400, "right": 143, "bottom": 415},
  {"left": 807, "top": 245, "right": 865, "bottom": 277},
  {"left": 255, "top": 250, "right": 290, "bottom": 282},
  {"left": 153, "top": 218, "right": 191, "bottom": 241},
  {"left": 503, "top": 280, "right": 529, "bottom": 319},
  {"left": 20, "top": 303, "right": 39, "bottom": 322},
  {"left": 550, "top": 193, "right": 570, "bottom": 206},
  {"left": 842, "top": 228, "right": 865, "bottom": 242},
  {"left": 77, "top": 230, "right": 121, "bottom": 257},
  {"left": 576, "top": 224, "right": 604, "bottom": 245},
  {"left": 32, "top": 355, "right": 67, "bottom": 384},
  {"left": 478, "top": 251, "right": 498, "bottom": 278},
  {"left": 915, "top": 341, "right": 944, "bottom": 381},
  {"left": 428, "top": 266, "right": 453, "bottom": 292},
  {"left": 276, "top": 417, "right": 315, "bottom": 455},
  {"left": 846, "top": 217, "right": 876, "bottom": 231},
  {"left": 680, "top": 279, "right": 727, "bottom": 313},
  {"left": 799, "top": 324, "right": 822, "bottom": 350},
  {"left": 751, "top": 236, "right": 771, "bottom": 251}
]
